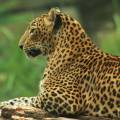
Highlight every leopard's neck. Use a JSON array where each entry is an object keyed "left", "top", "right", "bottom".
[{"left": 45, "top": 14, "right": 120, "bottom": 80}]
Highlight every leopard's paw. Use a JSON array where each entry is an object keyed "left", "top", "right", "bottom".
[{"left": 0, "top": 102, "right": 6, "bottom": 109}]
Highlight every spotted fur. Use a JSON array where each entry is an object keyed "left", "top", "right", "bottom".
[{"left": 0, "top": 8, "right": 120, "bottom": 118}]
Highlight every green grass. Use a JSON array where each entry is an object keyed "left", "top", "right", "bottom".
[
  {"left": 100, "top": 14, "right": 120, "bottom": 56},
  {"left": 0, "top": 29, "right": 47, "bottom": 100},
  {"left": 0, "top": 13, "right": 47, "bottom": 101}
]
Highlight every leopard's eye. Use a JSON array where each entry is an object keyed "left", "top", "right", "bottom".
[
  {"left": 30, "top": 28, "right": 37, "bottom": 35},
  {"left": 29, "top": 28, "right": 41, "bottom": 39}
]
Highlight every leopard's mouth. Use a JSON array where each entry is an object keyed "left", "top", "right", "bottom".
[{"left": 25, "top": 48, "right": 42, "bottom": 57}]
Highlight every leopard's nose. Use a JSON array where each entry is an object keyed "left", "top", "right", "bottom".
[{"left": 19, "top": 45, "right": 23, "bottom": 50}]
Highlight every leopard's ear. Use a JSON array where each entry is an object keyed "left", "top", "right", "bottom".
[{"left": 44, "top": 8, "right": 61, "bottom": 26}]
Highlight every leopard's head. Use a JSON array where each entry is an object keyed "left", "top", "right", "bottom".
[{"left": 19, "top": 8, "right": 62, "bottom": 57}]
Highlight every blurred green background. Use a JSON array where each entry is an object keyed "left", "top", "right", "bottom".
[{"left": 0, "top": 0, "right": 120, "bottom": 101}]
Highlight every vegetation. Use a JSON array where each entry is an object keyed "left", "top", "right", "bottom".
[
  {"left": 100, "top": 14, "right": 120, "bottom": 55},
  {"left": 0, "top": 11, "right": 47, "bottom": 100},
  {"left": 0, "top": 1, "right": 120, "bottom": 101}
]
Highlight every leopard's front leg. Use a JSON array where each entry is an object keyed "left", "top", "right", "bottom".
[
  {"left": 0, "top": 89, "right": 80, "bottom": 117},
  {"left": 0, "top": 96, "right": 40, "bottom": 109}
]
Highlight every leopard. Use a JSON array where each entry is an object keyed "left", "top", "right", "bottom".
[{"left": 0, "top": 8, "right": 120, "bottom": 118}]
